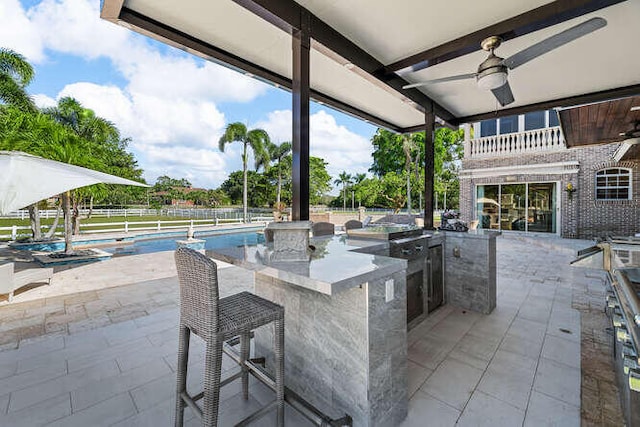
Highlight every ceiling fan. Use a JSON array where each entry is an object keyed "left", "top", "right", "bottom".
[{"left": 402, "top": 17, "right": 607, "bottom": 107}]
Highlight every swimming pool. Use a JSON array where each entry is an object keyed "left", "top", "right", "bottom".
[{"left": 101, "top": 228, "right": 264, "bottom": 256}]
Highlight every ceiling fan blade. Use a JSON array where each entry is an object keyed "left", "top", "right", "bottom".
[
  {"left": 503, "top": 17, "right": 606, "bottom": 70},
  {"left": 402, "top": 73, "right": 477, "bottom": 89},
  {"left": 491, "top": 81, "right": 515, "bottom": 107}
]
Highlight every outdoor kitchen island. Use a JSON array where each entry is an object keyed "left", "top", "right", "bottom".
[{"left": 207, "top": 233, "right": 410, "bottom": 427}]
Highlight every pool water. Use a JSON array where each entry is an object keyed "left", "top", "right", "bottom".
[{"left": 102, "top": 229, "right": 264, "bottom": 256}]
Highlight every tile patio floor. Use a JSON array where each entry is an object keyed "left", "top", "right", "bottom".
[{"left": 0, "top": 235, "right": 623, "bottom": 426}]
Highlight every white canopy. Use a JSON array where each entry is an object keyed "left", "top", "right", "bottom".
[{"left": 0, "top": 151, "right": 148, "bottom": 215}]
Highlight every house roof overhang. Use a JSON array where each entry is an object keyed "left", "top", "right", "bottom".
[
  {"left": 101, "top": 0, "right": 640, "bottom": 131},
  {"left": 558, "top": 95, "right": 640, "bottom": 160}
]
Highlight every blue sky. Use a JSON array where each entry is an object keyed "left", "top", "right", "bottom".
[{"left": 2, "top": 0, "right": 378, "bottom": 191}]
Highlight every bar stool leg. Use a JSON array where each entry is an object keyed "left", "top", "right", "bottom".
[
  {"left": 274, "top": 317, "right": 285, "bottom": 426},
  {"left": 240, "top": 332, "right": 250, "bottom": 400},
  {"left": 203, "top": 338, "right": 223, "bottom": 427},
  {"left": 174, "top": 325, "right": 190, "bottom": 427}
]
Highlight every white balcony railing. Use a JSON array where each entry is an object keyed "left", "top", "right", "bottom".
[{"left": 469, "top": 126, "right": 565, "bottom": 158}]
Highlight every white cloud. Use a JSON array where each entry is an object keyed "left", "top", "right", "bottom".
[
  {"left": 256, "top": 110, "right": 372, "bottom": 180},
  {"left": 0, "top": 0, "right": 45, "bottom": 63},
  {"left": 32, "top": 93, "right": 57, "bottom": 109},
  {"left": 139, "top": 145, "right": 229, "bottom": 188},
  {"left": 1, "top": 0, "right": 270, "bottom": 188}
]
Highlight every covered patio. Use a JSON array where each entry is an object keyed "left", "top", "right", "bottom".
[
  {"left": 1, "top": 0, "right": 638, "bottom": 425},
  {"left": 0, "top": 236, "right": 619, "bottom": 426}
]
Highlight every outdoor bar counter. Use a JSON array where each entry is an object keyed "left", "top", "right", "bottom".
[{"left": 207, "top": 235, "right": 409, "bottom": 426}]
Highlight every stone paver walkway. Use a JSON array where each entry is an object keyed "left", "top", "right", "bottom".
[{"left": 0, "top": 235, "right": 624, "bottom": 426}]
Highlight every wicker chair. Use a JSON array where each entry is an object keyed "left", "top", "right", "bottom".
[
  {"left": 343, "top": 220, "right": 362, "bottom": 231},
  {"left": 312, "top": 222, "right": 335, "bottom": 237},
  {"left": 174, "top": 247, "right": 285, "bottom": 426}
]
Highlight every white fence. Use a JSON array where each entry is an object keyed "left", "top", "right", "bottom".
[
  {"left": 0, "top": 216, "right": 274, "bottom": 240},
  {"left": 1, "top": 208, "right": 272, "bottom": 220},
  {"left": 469, "top": 126, "right": 566, "bottom": 158}
]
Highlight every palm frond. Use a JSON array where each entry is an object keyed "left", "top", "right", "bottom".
[
  {"left": 0, "top": 48, "right": 35, "bottom": 87},
  {"left": 218, "top": 122, "right": 248, "bottom": 151}
]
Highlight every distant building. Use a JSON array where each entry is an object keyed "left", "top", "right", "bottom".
[{"left": 458, "top": 108, "right": 639, "bottom": 239}]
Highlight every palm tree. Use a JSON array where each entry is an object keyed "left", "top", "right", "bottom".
[
  {"left": 261, "top": 141, "right": 292, "bottom": 207},
  {"left": 401, "top": 134, "right": 417, "bottom": 214},
  {"left": 0, "top": 48, "right": 36, "bottom": 113},
  {"left": 218, "top": 122, "right": 270, "bottom": 222},
  {"left": 334, "top": 171, "right": 353, "bottom": 210},
  {"left": 43, "top": 97, "right": 120, "bottom": 235},
  {"left": 0, "top": 48, "right": 39, "bottom": 238}
]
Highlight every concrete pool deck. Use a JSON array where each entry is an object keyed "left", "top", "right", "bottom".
[{"left": 0, "top": 234, "right": 625, "bottom": 425}]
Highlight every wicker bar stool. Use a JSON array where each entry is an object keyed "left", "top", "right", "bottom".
[{"left": 174, "top": 247, "right": 285, "bottom": 426}]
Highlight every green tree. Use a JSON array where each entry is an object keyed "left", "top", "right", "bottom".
[
  {"left": 220, "top": 170, "right": 271, "bottom": 208},
  {"left": 401, "top": 134, "right": 418, "bottom": 213},
  {"left": 334, "top": 171, "right": 353, "bottom": 210},
  {"left": 153, "top": 175, "right": 192, "bottom": 192},
  {"left": 0, "top": 48, "right": 36, "bottom": 112},
  {"left": 262, "top": 141, "right": 291, "bottom": 207},
  {"left": 369, "top": 127, "right": 464, "bottom": 209},
  {"left": 309, "top": 157, "right": 332, "bottom": 205},
  {"left": 43, "top": 97, "right": 143, "bottom": 235},
  {"left": 264, "top": 155, "right": 331, "bottom": 206},
  {"left": 218, "top": 122, "right": 270, "bottom": 222},
  {"left": 0, "top": 48, "right": 39, "bottom": 237},
  {"left": 207, "top": 189, "right": 231, "bottom": 207}
]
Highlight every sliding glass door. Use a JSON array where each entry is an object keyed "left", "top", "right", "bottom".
[
  {"left": 527, "top": 183, "right": 556, "bottom": 233},
  {"left": 476, "top": 182, "right": 557, "bottom": 233}
]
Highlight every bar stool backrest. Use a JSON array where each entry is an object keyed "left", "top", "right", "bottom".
[{"left": 175, "top": 247, "right": 219, "bottom": 336}]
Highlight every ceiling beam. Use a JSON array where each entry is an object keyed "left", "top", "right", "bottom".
[
  {"left": 453, "top": 84, "right": 640, "bottom": 125},
  {"left": 385, "top": 0, "right": 627, "bottom": 73},
  {"left": 113, "top": 8, "right": 404, "bottom": 132},
  {"left": 231, "top": 0, "right": 456, "bottom": 124}
]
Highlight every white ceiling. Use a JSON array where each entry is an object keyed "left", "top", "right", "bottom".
[{"left": 118, "top": 0, "right": 640, "bottom": 127}]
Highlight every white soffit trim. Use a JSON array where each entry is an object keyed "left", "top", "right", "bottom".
[{"left": 460, "top": 161, "right": 580, "bottom": 179}]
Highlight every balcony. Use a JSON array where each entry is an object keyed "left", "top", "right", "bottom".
[{"left": 467, "top": 126, "right": 566, "bottom": 159}]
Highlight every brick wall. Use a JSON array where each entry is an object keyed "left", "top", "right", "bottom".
[{"left": 460, "top": 144, "right": 640, "bottom": 239}]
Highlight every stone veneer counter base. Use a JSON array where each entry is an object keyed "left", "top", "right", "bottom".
[{"left": 208, "top": 235, "right": 409, "bottom": 426}]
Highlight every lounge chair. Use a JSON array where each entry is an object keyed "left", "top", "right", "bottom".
[
  {"left": 312, "top": 222, "right": 335, "bottom": 237},
  {"left": 344, "top": 220, "right": 363, "bottom": 231},
  {"left": 0, "top": 262, "right": 53, "bottom": 302}
]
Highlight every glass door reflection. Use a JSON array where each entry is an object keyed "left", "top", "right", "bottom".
[
  {"left": 527, "top": 183, "right": 556, "bottom": 233},
  {"left": 500, "top": 184, "right": 526, "bottom": 231}
]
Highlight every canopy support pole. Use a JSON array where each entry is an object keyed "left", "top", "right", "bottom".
[
  {"left": 423, "top": 110, "right": 435, "bottom": 229},
  {"left": 291, "top": 12, "right": 311, "bottom": 221}
]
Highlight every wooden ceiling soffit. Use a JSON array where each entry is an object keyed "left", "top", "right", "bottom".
[
  {"left": 559, "top": 95, "right": 640, "bottom": 148},
  {"left": 386, "top": 0, "right": 628, "bottom": 73},
  {"left": 101, "top": 6, "right": 404, "bottom": 132},
  {"left": 453, "top": 84, "right": 640, "bottom": 125},
  {"left": 231, "top": 0, "right": 456, "bottom": 125}
]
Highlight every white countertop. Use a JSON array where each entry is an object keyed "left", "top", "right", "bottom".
[{"left": 207, "top": 235, "right": 407, "bottom": 295}]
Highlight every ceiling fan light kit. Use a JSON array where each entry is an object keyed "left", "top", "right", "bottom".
[{"left": 477, "top": 72, "right": 508, "bottom": 90}]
